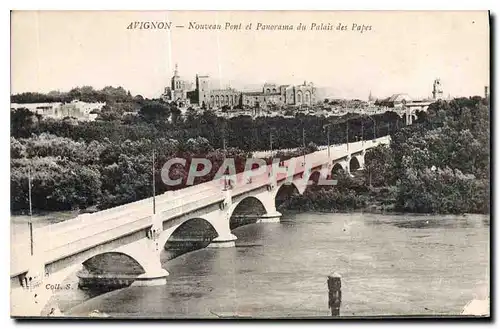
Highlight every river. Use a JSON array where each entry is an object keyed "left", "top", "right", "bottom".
[{"left": 12, "top": 212, "right": 490, "bottom": 318}]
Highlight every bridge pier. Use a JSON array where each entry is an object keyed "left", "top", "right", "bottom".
[
  {"left": 257, "top": 211, "right": 282, "bottom": 223},
  {"left": 131, "top": 268, "right": 169, "bottom": 286},
  {"left": 346, "top": 155, "right": 352, "bottom": 176},
  {"left": 128, "top": 214, "right": 169, "bottom": 286},
  {"left": 207, "top": 186, "right": 238, "bottom": 248},
  {"left": 258, "top": 190, "right": 283, "bottom": 223},
  {"left": 207, "top": 232, "right": 238, "bottom": 248}
]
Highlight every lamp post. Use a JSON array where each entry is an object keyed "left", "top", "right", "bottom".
[
  {"left": 302, "top": 127, "right": 306, "bottom": 166},
  {"left": 152, "top": 149, "right": 156, "bottom": 215},
  {"left": 323, "top": 124, "right": 331, "bottom": 160},
  {"left": 223, "top": 135, "right": 230, "bottom": 190},
  {"left": 366, "top": 115, "right": 376, "bottom": 140},
  {"left": 270, "top": 130, "right": 274, "bottom": 158},
  {"left": 346, "top": 120, "right": 349, "bottom": 152},
  {"left": 361, "top": 117, "right": 364, "bottom": 147},
  {"left": 28, "top": 166, "right": 33, "bottom": 256},
  {"left": 327, "top": 124, "right": 331, "bottom": 160}
]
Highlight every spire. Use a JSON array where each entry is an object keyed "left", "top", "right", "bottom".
[{"left": 174, "top": 63, "right": 179, "bottom": 76}]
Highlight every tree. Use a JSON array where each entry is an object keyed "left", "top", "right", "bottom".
[
  {"left": 364, "top": 145, "right": 394, "bottom": 187},
  {"left": 170, "top": 106, "right": 182, "bottom": 124},
  {"left": 10, "top": 137, "right": 26, "bottom": 158},
  {"left": 139, "top": 101, "right": 171, "bottom": 122},
  {"left": 11, "top": 157, "right": 102, "bottom": 211},
  {"left": 11, "top": 108, "right": 41, "bottom": 138}
]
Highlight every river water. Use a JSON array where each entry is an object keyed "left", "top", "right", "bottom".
[{"left": 13, "top": 212, "right": 490, "bottom": 318}]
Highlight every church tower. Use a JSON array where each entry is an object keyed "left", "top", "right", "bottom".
[
  {"left": 368, "top": 90, "right": 374, "bottom": 102},
  {"left": 168, "top": 63, "right": 190, "bottom": 104},
  {"left": 432, "top": 78, "right": 443, "bottom": 100},
  {"left": 171, "top": 64, "right": 182, "bottom": 90},
  {"left": 196, "top": 74, "right": 210, "bottom": 108}
]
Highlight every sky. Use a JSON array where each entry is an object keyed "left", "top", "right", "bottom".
[{"left": 11, "top": 11, "right": 490, "bottom": 100}]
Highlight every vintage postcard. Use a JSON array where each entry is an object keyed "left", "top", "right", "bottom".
[{"left": 10, "top": 10, "right": 490, "bottom": 318}]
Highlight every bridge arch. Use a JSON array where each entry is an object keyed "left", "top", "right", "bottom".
[
  {"left": 35, "top": 250, "right": 149, "bottom": 316},
  {"left": 156, "top": 216, "right": 219, "bottom": 253},
  {"left": 161, "top": 217, "right": 219, "bottom": 261},
  {"left": 298, "top": 170, "right": 323, "bottom": 194},
  {"left": 66, "top": 248, "right": 167, "bottom": 302},
  {"left": 274, "top": 181, "right": 301, "bottom": 210},
  {"left": 331, "top": 162, "right": 346, "bottom": 176},
  {"left": 229, "top": 196, "right": 269, "bottom": 230},
  {"left": 307, "top": 170, "right": 322, "bottom": 184},
  {"left": 81, "top": 252, "right": 146, "bottom": 276},
  {"left": 349, "top": 157, "right": 361, "bottom": 172}
]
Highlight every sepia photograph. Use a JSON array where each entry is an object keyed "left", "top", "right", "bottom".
[{"left": 9, "top": 10, "right": 490, "bottom": 319}]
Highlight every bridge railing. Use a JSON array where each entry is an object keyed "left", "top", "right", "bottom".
[
  {"left": 38, "top": 192, "right": 227, "bottom": 270},
  {"left": 205, "top": 136, "right": 391, "bottom": 196}
]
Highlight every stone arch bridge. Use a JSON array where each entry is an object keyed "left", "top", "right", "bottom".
[{"left": 10, "top": 136, "right": 390, "bottom": 316}]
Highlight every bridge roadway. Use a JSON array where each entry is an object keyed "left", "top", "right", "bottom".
[{"left": 10, "top": 136, "right": 390, "bottom": 279}]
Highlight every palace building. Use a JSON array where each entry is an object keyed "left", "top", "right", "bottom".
[{"left": 161, "top": 65, "right": 316, "bottom": 109}]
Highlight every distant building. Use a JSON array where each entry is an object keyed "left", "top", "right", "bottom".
[
  {"left": 209, "top": 88, "right": 242, "bottom": 109},
  {"left": 11, "top": 102, "right": 62, "bottom": 115},
  {"left": 375, "top": 78, "right": 446, "bottom": 108},
  {"left": 432, "top": 78, "right": 444, "bottom": 100},
  {"left": 368, "top": 90, "right": 375, "bottom": 102},
  {"left": 195, "top": 75, "right": 210, "bottom": 108},
  {"left": 240, "top": 81, "right": 315, "bottom": 109},
  {"left": 376, "top": 93, "right": 412, "bottom": 108},
  {"left": 10, "top": 100, "right": 104, "bottom": 121},
  {"left": 162, "top": 64, "right": 316, "bottom": 109},
  {"left": 161, "top": 64, "right": 193, "bottom": 107}
]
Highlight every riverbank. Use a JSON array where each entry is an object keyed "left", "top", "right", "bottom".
[{"left": 278, "top": 178, "right": 489, "bottom": 216}]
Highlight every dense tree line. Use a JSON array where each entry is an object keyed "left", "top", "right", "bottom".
[
  {"left": 11, "top": 86, "right": 405, "bottom": 151},
  {"left": 282, "top": 174, "right": 370, "bottom": 212},
  {"left": 10, "top": 134, "right": 252, "bottom": 211},
  {"left": 11, "top": 104, "right": 405, "bottom": 151},
  {"left": 11, "top": 86, "right": 134, "bottom": 104}
]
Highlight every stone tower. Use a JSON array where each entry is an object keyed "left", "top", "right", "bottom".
[
  {"left": 169, "top": 64, "right": 189, "bottom": 103},
  {"left": 432, "top": 78, "right": 443, "bottom": 100},
  {"left": 196, "top": 74, "right": 210, "bottom": 107},
  {"left": 171, "top": 64, "right": 182, "bottom": 90}
]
